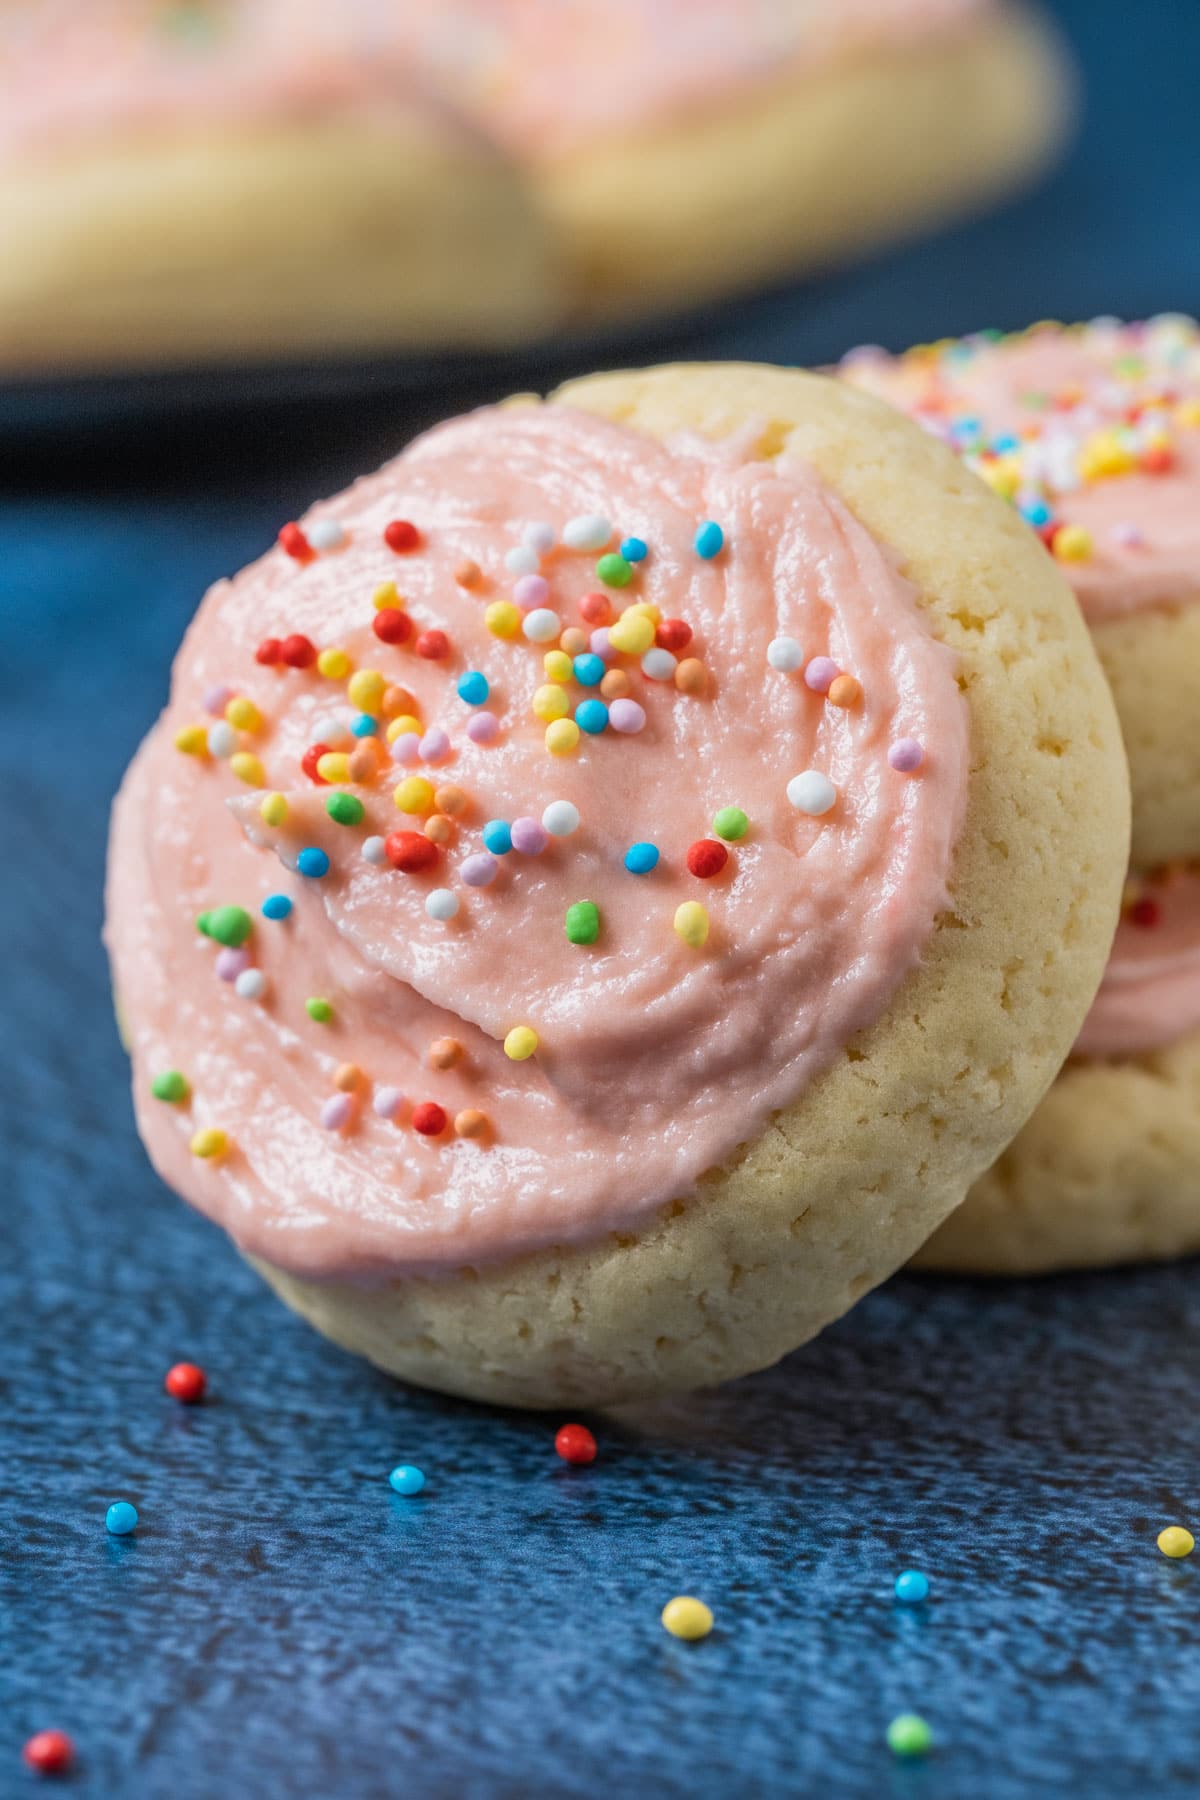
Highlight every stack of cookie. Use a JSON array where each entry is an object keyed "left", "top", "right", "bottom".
[{"left": 843, "top": 316, "right": 1200, "bottom": 1272}]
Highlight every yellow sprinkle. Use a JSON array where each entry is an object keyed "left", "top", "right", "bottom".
[
  {"left": 1176, "top": 400, "right": 1200, "bottom": 429},
  {"left": 317, "top": 647, "right": 352, "bottom": 680},
  {"left": 978, "top": 457, "right": 1020, "bottom": 500},
  {"left": 260, "top": 792, "right": 288, "bottom": 826},
  {"left": 543, "top": 649, "right": 574, "bottom": 683},
  {"left": 674, "top": 901, "right": 709, "bottom": 948},
  {"left": 190, "top": 1128, "right": 228, "bottom": 1160},
  {"left": 545, "top": 718, "right": 581, "bottom": 756},
  {"left": 348, "top": 669, "right": 386, "bottom": 713},
  {"left": 224, "top": 696, "right": 262, "bottom": 732},
  {"left": 394, "top": 775, "right": 436, "bottom": 815},
  {"left": 608, "top": 613, "right": 655, "bottom": 655},
  {"left": 486, "top": 600, "right": 522, "bottom": 639},
  {"left": 373, "top": 580, "right": 403, "bottom": 610},
  {"left": 1158, "top": 1526, "right": 1195, "bottom": 1559},
  {"left": 1079, "top": 432, "right": 1136, "bottom": 481},
  {"left": 316, "top": 751, "right": 351, "bottom": 784},
  {"left": 533, "top": 683, "right": 570, "bottom": 722},
  {"left": 504, "top": 1025, "right": 538, "bottom": 1061},
  {"left": 386, "top": 714, "right": 423, "bottom": 743},
  {"left": 1053, "top": 524, "right": 1094, "bottom": 562},
  {"left": 174, "top": 725, "right": 208, "bottom": 757},
  {"left": 624, "top": 601, "right": 661, "bottom": 625},
  {"left": 661, "top": 1597, "right": 713, "bottom": 1641},
  {"left": 229, "top": 752, "right": 266, "bottom": 787}
]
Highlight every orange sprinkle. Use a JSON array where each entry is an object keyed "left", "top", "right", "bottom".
[
  {"left": 828, "top": 674, "right": 862, "bottom": 709},
  {"left": 454, "top": 1109, "right": 488, "bottom": 1139},
  {"left": 380, "top": 685, "right": 418, "bottom": 719},
  {"left": 424, "top": 814, "right": 455, "bottom": 846},
  {"left": 434, "top": 784, "right": 469, "bottom": 817},
  {"left": 674, "top": 658, "right": 708, "bottom": 696},
  {"left": 560, "top": 626, "right": 589, "bottom": 657},
  {"left": 348, "top": 742, "right": 382, "bottom": 783},
  {"left": 429, "top": 1037, "right": 464, "bottom": 1071},
  {"left": 454, "top": 558, "right": 481, "bottom": 589},
  {"left": 334, "top": 1063, "right": 363, "bottom": 1092},
  {"left": 600, "top": 668, "right": 631, "bottom": 700}
]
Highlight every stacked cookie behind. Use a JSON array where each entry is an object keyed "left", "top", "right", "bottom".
[{"left": 843, "top": 317, "right": 1200, "bottom": 1271}]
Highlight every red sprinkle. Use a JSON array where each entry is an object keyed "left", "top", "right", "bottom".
[
  {"left": 301, "top": 742, "right": 332, "bottom": 785},
  {"left": 412, "top": 1101, "right": 448, "bottom": 1136},
  {"left": 579, "top": 591, "right": 613, "bottom": 626},
  {"left": 280, "top": 633, "right": 317, "bottom": 669},
  {"left": 686, "top": 839, "right": 729, "bottom": 879},
  {"left": 1141, "top": 445, "right": 1174, "bottom": 474},
  {"left": 1130, "top": 897, "right": 1161, "bottom": 928},
  {"left": 384, "top": 519, "right": 420, "bottom": 553},
  {"left": 555, "top": 1423, "right": 597, "bottom": 1465},
  {"left": 415, "top": 628, "right": 449, "bottom": 661},
  {"left": 23, "top": 1732, "right": 74, "bottom": 1776},
  {"left": 385, "top": 830, "right": 440, "bottom": 874},
  {"left": 656, "top": 618, "right": 693, "bottom": 653},
  {"left": 164, "top": 1362, "right": 207, "bottom": 1404},
  {"left": 278, "top": 522, "right": 313, "bottom": 562},
  {"left": 373, "top": 608, "right": 413, "bottom": 645},
  {"left": 254, "top": 636, "right": 282, "bottom": 666}
]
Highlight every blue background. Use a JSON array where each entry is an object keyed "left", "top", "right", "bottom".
[{"left": 4, "top": 2, "right": 1200, "bottom": 1794}]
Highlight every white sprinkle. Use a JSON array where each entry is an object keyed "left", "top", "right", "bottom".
[
  {"left": 234, "top": 968, "right": 266, "bottom": 1001},
  {"left": 308, "top": 519, "right": 346, "bottom": 552},
  {"left": 314, "top": 711, "right": 355, "bottom": 749},
  {"left": 374, "top": 1085, "right": 404, "bottom": 1119},
  {"left": 542, "top": 800, "right": 580, "bottom": 837},
  {"left": 505, "top": 545, "right": 539, "bottom": 576},
  {"left": 787, "top": 770, "right": 838, "bottom": 815},
  {"left": 522, "top": 521, "right": 557, "bottom": 556},
  {"left": 522, "top": 608, "right": 561, "bottom": 644},
  {"left": 641, "top": 647, "right": 677, "bottom": 681},
  {"left": 207, "top": 721, "right": 237, "bottom": 758},
  {"left": 425, "top": 888, "right": 460, "bottom": 922},
  {"left": 767, "top": 636, "right": 804, "bottom": 672},
  {"left": 562, "top": 513, "right": 611, "bottom": 553},
  {"left": 362, "top": 836, "right": 388, "bottom": 866}
]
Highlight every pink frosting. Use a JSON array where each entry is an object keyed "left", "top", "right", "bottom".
[
  {"left": 1074, "top": 867, "right": 1200, "bottom": 1060},
  {"left": 4, "top": 0, "right": 990, "bottom": 162},
  {"left": 106, "top": 403, "right": 968, "bottom": 1279},
  {"left": 842, "top": 318, "right": 1200, "bottom": 623}
]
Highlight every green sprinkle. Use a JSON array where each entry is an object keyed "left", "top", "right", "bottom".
[
  {"left": 564, "top": 900, "right": 601, "bottom": 946},
  {"left": 886, "top": 1715, "right": 933, "bottom": 1759},
  {"left": 595, "top": 553, "right": 633, "bottom": 589},
  {"left": 151, "top": 1070, "right": 189, "bottom": 1104},
  {"left": 306, "top": 998, "right": 334, "bottom": 1023},
  {"left": 205, "top": 905, "right": 253, "bottom": 948},
  {"left": 326, "top": 792, "right": 365, "bottom": 827},
  {"left": 712, "top": 807, "right": 749, "bottom": 842}
]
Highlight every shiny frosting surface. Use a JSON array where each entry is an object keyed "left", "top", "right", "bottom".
[
  {"left": 107, "top": 403, "right": 967, "bottom": 1278},
  {"left": 1075, "top": 867, "right": 1200, "bottom": 1060},
  {"left": 842, "top": 318, "right": 1200, "bottom": 623}
]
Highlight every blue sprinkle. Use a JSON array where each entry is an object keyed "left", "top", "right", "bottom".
[
  {"left": 457, "top": 670, "right": 490, "bottom": 707},
  {"left": 106, "top": 1500, "right": 139, "bottom": 1536},
  {"left": 297, "top": 847, "right": 330, "bottom": 879},
  {"left": 624, "top": 842, "right": 660, "bottom": 875},
  {"left": 262, "top": 894, "right": 293, "bottom": 921},
  {"left": 575, "top": 699, "right": 609, "bottom": 735},
  {"left": 894, "top": 1570, "right": 930, "bottom": 1604},
  {"left": 1019, "top": 499, "right": 1051, "bottom": 527},
  {"left": 620, "top": 535, "right": 647, "bottom": 563},
  {"left": 991, "top": 432, "right": 1019, "bottom": 454},
  {"left": 350, "top": 713, "right": 379, "bottom": 737},
  {"left": 572, "top": 653, "right": 606, "bottom": 688},
  {"left": 694, "top": 520, "right": 724, "bottom": 560},
  {"left": 482, "top": 819, "right": 513, "bottom": 856},
  {"left": 388, "top": 1465, "right": 426, "bottom": 1497}
]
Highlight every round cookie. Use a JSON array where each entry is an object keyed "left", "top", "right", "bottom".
[
  {"left": 841, "top": 316, "right": 1200, "bottom": 871},
  {"left": 106, "top": 362, "right": 1127, "bottom": 1407}
]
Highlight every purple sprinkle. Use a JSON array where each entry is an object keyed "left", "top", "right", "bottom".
[
  {"left": 320, "top": 1093, "right": 355, "bottom": 1132},
  {"left": 804, "top": 656, "right": 839, "bottom": 694},
  {"left": 461, "top": 853, "right": 499, "bottom": 888},
  {"left": 1112, "top": 522, "right": 1145, "bottom": 548},
  {"left": 390, "top": 732, "right": 421, "bottom": 765},
  {"left": 608, "top": 699, "right": 646, "bottom": 735},
  {"left": 589, "top": 628, "right": 613, "bottom": 660},
  {"left": 215, "top": 946, "right": 252, "bottom": 982},
  {"left": 510, "top": 817, "right": 548, "bottom": 855},
  {"left": 419, "top": 727, "right": 451, "bottom": 763},
  {"left": 467, "top": 713, "right": 500, "bottom": 745},
  {"left": 513, "top": 574, "right": 549, "bottom": 611},
  {"left": 373, "top": 1086, "right": 404, "bottom": 1120},
  {"left": 203, "top": 684, "right": 233, "bottom": 716},
  {"left": 888, "top": 738, "right": 924, "bottom": 773}
]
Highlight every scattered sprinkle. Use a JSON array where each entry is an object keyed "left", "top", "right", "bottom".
[
  {"left": 563, "top": 513, "right": 611, "bottom": 552},
  {"left": 886, "top": 1715, "right": 933, "bottom": 1759},
  {"left": 575, "top": 699, "right": 609, "bottom": 735},
  {"left": 625, "top": 842, "right": 659, "bottom": 874},
  {"left": 308, "top": 519, "right": 345, "bottom": 551},
  {"left": 326, "top": 792, "right": 364, "bottom": 827},
  {"left": 888, "top": 739, "right": 925, "bottom": 773},
  {"left": 546, "top": 718, "right": 581, "bottom": 756},
  {"left": 386, "top": 830, "right": 440, "bottom": 873},
  {"left": 483, "top": 820, "right": 514, "bottom": 855},
  {"left": 362, "top": 836, "right": 388, "bottom": 866},
  {"left": 620, "top": 536, "right": 647, "bottom": 563},
  {"left": 786, "top": 771, "right": 838, "bottom": 815},
  {"left": 320, "top": 1093, "right": 354, "bottom": 1131},
  {"left": 190, "top": 1127, "right": 228, "bottom": 1159},
  {"left": 894, "top": 1570, "right": 930, "bottom": 1603},
  {"left": 511, "top": 817, "right": 549, "bottom": 855},
  {"left": 383, "top": 519, "right": 419, "bottom": 552},
  {"left": 389, "top": 1465, "right": 426, "bottom": 1495},
  {"left": 712, "top": 807, "right": 749, "bottom": 841},
  {"left": 412, "top": 1101, "right": 448, "bottom": 1136},
  {"left": 804, "top": 656, "right": 839, "bottom": 694},
  {"left": 461, "top": 853, "right": 499, "bottom": 887},
  {"left": 565, "top": 901, "right": 601, "bottom": 945},
  {"left": 105, "top": 1500, "right": 138, "bottom": 1536},
  {"left": 661, "top": 1597, "right": 713, "bottom": 1640},
  {"left": 608, "top": 612, "right": 654, "bottom": 655},
  {"left": 828, "top": 674, "right": 862, "bottom": 708},
  {"left": 374, "top": 1086, "right": 404, "bottom": 1120},
  {"left": 674, "top": 658, "right": 708, "bottom": 695},
  {"left": 767, "top": 636, "right": 804, "bottom": 672},
  {"left": 686, "top": 840, "right": 728, "bottom": 879},
  {"left": 596, "top": 552, "right": 634, "bottom": 589},
  {"left": 22, "top": 1731, "right": 74, "bottom": 1775},
  {"left": 235, "top": 969, "right": 266, "bottom": 1000},
  {"left": 306, "top": 997, "right": 334, "bottom": 1023},
  {"left": 262, "top": 892, "right": 293, "bottom": 920},
  {"left": 674, "top": 901, "right": 710, "bottom": 947},
  {"left": 504, "top": 1025, "right": 539, "bottom": 1061},
  {"left": 297, "top": 847, "right": 331, "bottom": 878},
  {"left": 416, "top": 629, "right": 449, "bottom": 661},
  {"left": 555, "top": 1423, "right": 597, "bottom": 1464},
  {"left": 151, "top": 1070, "right": 189, "bottom": 1103},
  {"left": 694, "top": 521, "right": 724, "bottom": 560},
  {"left": 608, "top": 698, "right": 646, "bottom": 735},
  {"left": 429, "top": 1037, "right": 464, "bottom": 1071},
  {"left": 454, "top": 1108, "right": 488, "bottom": 1138},
  {"left": 373, "top": 607, "right": 412, "bottom": 645},
  {"left": 542, "top": 800, "right": 580, "bottom": 836},
  {"left": 165, "top": 1362, "right": 207, "bottom": 1404},
  {"left": 457, "top": 670, "right": 489, "bottom": 706},
  {"left": 1158, "top": 1526, "right": 1195, "bottom": 1558},
  {"left": 641, "top": 648, "right": 677, "bottom": 681}
]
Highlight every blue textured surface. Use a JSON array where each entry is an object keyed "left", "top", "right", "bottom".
[{"left": 6, "top": 2, "right": 1200, "bottom": 1793}]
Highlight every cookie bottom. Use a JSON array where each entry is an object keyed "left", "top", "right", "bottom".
[
  {"left": 1093, "top": 605, "right": 1200, "bottom": 871},
  {"left": 913, "top": 1028, "right": 1200, "bottom": 1274}
]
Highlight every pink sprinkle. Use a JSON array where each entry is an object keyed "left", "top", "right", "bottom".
[
  {"left": 609, "top": 699, "right": 646, "bottom": 734},
  {"left": 215, "top": 946, "right": 252, "bottom": 981},
  {"left": 513, "top": 574, "right": 550, "bottom": 612},
  {"left": 203, "top": 684, "right": 233, "bottom": 716},
  {"left": 390, "top": 732, "right": 422, "bottom": 765},
  {"left": 467, "top": 713, "right": 500, "bottom": 745},
  {"left": 589, "top": 628, "right": 613, "bottom": 660},
  {"left": 461, "top": 853, "right": 499, "bottom": 888},
  {"left": 511, "top": 817, "right": 548, "bottom": 855},
  {"left": 321, "top": 1093, "right": 355, "bottom": 1132},
  {"left": 804, "top": 656, "right": 839, "bottom": 694},
  {"left": 419, "top": 727, "right": 451, "bottom": 763},
  {"left": 888, "top": 738, "right": 924, "bottom": 773},
  {"left": 1112, "top": 522, "right": 1145, "bottom": 548},
  {"left": 374, "top": 1086, "right": 404, "bottom": 1120}
]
